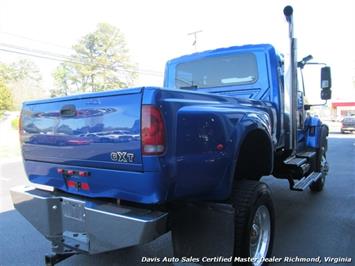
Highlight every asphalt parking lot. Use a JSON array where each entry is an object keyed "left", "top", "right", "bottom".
[{"left": 1, "top": 133, "right": 355, "bottom": 266}]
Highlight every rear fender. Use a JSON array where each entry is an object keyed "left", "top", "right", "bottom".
[
  {"left": 320, "top": 124, "right": 329, "bottom": 152},
  {"left": 304, "top": 116, "right": 328, "bottom": 149},
  {"left": 214, "top": 111, "right": 274, "bottom": 198}
]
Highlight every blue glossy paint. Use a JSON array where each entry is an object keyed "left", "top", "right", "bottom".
[
  {"left": 304, "top": 116, "right": 322, "bottom": 149},
  {"left": 21, "top": 44, "right": 313, "bottom": 204},
  {"left": 164, "top": 44, "right": 283, "bottom": 147},
  {"left": 150, "top": 87, "right": 275, "bottom": 201},
  {"left": 21, "top": 87, "right": 276, "bottom": 203},
  {"left": 24, "top": 160, "right": 168, "bottom": 203},
  {"left": 22, "top": 88, "right": 143, "bottom": 171}
]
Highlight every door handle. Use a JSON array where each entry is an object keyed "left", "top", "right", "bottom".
[{"left": 60, "top": 104, "right": 77, "bottom": 117}]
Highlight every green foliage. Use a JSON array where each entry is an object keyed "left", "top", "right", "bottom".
[
  {"left": 0, "top": 79, "right": 14, "bottom": 111},
  {"left": 0, "top": 59, "right": 43, "bottom": 108},
  {"left": 0, "top": 64, "right": 16, "bottom": 81},
  {"left": 51, "top": 63, "right": 72, "bottom": 97},
  {"left": 11, "top": 116, "right": 19, "bottom": 130},
  {"left": 52, "top": 23, "right": 137, "bottom": 97},
  {"left": 10, "top": 59, "right": 42, "bottom": 83}
]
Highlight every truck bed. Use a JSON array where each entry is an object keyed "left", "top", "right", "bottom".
[{"left": 20, "top": 86, "right": 273, "bottom": 204}]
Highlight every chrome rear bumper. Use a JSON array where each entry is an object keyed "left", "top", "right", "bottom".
[{"left": 11, "top": 186, "right": 168, "bottom": 254}]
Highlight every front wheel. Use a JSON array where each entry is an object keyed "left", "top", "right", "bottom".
[{"left": 232, "top": 180, "right": 275, "bottom": 266}]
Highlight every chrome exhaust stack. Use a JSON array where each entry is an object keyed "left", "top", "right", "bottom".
[{"left": 284, "top": 5, "right": 298, "bottom": 154}]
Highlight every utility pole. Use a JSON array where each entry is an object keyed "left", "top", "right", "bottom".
[{"left": 187, "top": 30, "right": 203, "bottom": 51}]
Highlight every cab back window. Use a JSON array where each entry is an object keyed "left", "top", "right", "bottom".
[{"left": 175, "top": 53, "right": 258, "bottom": 89}]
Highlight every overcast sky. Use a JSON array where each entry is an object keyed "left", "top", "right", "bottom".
[{"left": 0, "top": 0, "right": 354, "bottom": 102}]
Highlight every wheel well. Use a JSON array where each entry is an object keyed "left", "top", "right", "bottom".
[
  {"left": 235, "top": 129, "right": 273, "bottom": 180},
  {"left": 320, "top": 124, "right": 329, "bottom": 152}
]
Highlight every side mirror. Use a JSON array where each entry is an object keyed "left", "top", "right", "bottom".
[{"left": 321, "top": 66, "right": 332, "bottom": 100}]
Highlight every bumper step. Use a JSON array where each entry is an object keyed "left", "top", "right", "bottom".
[
  {"left": 11, "top": 186, "right": 168, "bottom": 255},
  {"left": 291, "top": 172, "right": 322, "bottom": 191}
]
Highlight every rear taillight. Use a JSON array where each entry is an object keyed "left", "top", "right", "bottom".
[{"left": 141, "top": 105, "right": 165, "bottom": 155}]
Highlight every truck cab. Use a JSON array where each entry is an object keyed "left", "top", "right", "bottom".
[{"left": 165, "top": 44, "right": 284, "bottom": 147}]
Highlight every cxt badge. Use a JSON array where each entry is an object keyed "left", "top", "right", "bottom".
[{"left": 111, "top": 152, "right": 135, "bottom": 163}]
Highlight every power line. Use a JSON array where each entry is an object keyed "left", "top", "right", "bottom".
[
  {"left": 0, "top": 47, "right": 73, "bottom": 63},
  {"left": 0, "top": 44, "right": 163, "bottom": 77},
  {"left": 0, "top": 31, "right": 72, "bottom": 51},
  {"left": 0, "top": 42, "right": 73, "bottom": 61}
]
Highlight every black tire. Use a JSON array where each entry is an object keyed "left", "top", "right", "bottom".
[
  {"left": 231, "top": 180, "right": 275, "bottom": 266},
  {"left": 310, "top": 127, "right": 329, "bottom": 192}
]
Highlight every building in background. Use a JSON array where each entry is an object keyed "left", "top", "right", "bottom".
[{"left": 331, "top": 101, "right": 355, "bottom": 120}]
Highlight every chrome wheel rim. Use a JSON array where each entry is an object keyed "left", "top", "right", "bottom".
[
  {"left": 250, "top": 205, "right": 271, "bottom": 266},
  {"left": 321, "top": 155, "right": 328, "bottom": 174},
  {"left": 320, "top": 151, "right": 328, "bottom": 183}
]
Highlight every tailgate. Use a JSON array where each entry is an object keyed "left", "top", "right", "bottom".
[{"left": 21, "top": 89, "right": 143, "bottom": 171}]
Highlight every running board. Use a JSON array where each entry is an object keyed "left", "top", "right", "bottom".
[
  {"left": 290, "top": 172, "right": 322, "bottom": 191},
  {"left": 284, "top": 156, "right": 307, "bottom": 167},
  {"left": 296, "top": 151, "right": 316, "bottom": 159}
]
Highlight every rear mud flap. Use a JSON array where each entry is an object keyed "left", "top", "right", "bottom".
[{"left": 170, "top": 202, "right": 234, "bottom": 265}]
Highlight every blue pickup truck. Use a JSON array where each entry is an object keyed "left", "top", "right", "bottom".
[{"left": 11, "top": 6, "right": 331, "bottom": 266}]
